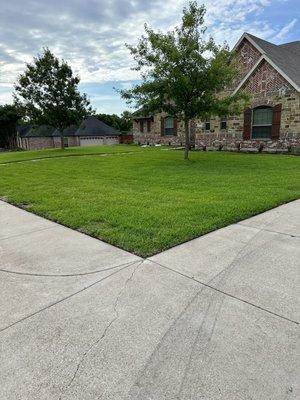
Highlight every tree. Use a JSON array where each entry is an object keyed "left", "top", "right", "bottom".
[
  {"left": 0, "top": 104, "right": 20, "bottom": 149},
  {"left": 96, "top": 111, "right": 133, "bottom": 132},
  {"left": 120, "top": 111, "right": 133, "bottom": 131},
  {"left": 13, "top": 48, "right": 94, "bottom": 149},
  {"left": 120, "top": 2, "right": 249, "bottom": 159}
]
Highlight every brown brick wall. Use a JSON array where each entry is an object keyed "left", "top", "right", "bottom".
[
  {"left": 67, "top": 137, "right": 80, "bottom": 147},
  {"left": 119, "top": 135, "right": 134, "bottom": 144},
  {"left": 244, "top": 60, "right": 291, "bottom": 95},
  {"left": 27, "top": 137, "right": 54, "bottom": 150},
  {"left": 53, "top": 137, "right": 61, "bottom": 148},
  {"left": 18, "top": 136, "right": 80, "bottom": 150}
]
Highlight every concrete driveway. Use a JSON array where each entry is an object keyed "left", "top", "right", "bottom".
[{"left": 0, "top": 199, "right": 299, "bottom": 399}]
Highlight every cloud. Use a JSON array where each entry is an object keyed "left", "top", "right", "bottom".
[
  {"left": 0, "top": 0, "right": 297, "bottom": 111},
  {"left": 274, "top": 18, "right": 297, "bottom": 40}
]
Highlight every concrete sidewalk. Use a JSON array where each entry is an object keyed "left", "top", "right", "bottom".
[{"left": 0, "top": 199, "right": 299, "bottom": 399}]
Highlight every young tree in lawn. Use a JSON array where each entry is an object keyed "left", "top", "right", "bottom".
[
  {"left": 13, "top": 49, "right": 94, "bottom": 149},
  {"left": 120, "top": 1, "right": 248, "bottom": 159},
  {"left": 0, "top": 104, "right": 21, "bottom": 149}
]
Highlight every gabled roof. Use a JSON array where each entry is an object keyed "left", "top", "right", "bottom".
[
  {"left": 52, "top": 125, "right": 78, "bottom": 137},
  {"left": 233, "top": 33, "right": 300, "bottom": 93},
  {"left": 74, "top": 116, "right": 120, "bottom": 137}
]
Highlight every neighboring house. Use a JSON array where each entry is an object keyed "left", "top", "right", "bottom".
[
  {"left": 17, "top": 116, "right": 121, "bottom": 150},
  {"left": 52, "top": 125, "right": 79, "bottom": 148},
  {"left": 133, "top": 33, "right": 300, "bottom": 152},
  {"left": 17, "top": 125, "right": 56, "bottom": 150},
  {"left": 74, "top": 116, "right": 120, "bottom": 146}
]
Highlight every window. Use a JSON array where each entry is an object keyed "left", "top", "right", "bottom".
[
  {"left": 220, "top": 117, "right": 227, "bottom": 130},
  {"left": 204, "top": 120, "right": 210, "bottom": 131},
  {"left": 147, "top": 119, "right": 151, "bottom": 132},
  {"left": 252, "top": 106, "right": 273, "bottom": 139},
  {"left": 143, "top": 121, "right": 148, "bottom": 133},
  {"left": 164, "top": 117, "right": 174, "bottom": 135},
  {"left": 139, "top": 120, "right": 144, "bottom": 133}
]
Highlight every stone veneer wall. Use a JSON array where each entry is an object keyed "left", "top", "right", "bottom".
[
  {"left": 134, "top": 91, "right": 300, "bottom": 152},
  {"left": 133, "top": 59, "right": 300, "bottom": 152},
  {"left": 195, "top": 62, "right": 300, "bottom": 152},
  {"left": 133, "top": 37, "right": 300, "bottom": 153},
  {"left": 133, "top": 112, "right": 186, "bottom": 146}
]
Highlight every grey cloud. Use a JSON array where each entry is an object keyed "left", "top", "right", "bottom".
[{"left": 0, "top": 0, "right": 295, "bottom": 89}]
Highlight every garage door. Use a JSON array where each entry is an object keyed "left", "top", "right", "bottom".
[
  {"left": 105, "top": 137, "right": 119, "bottom": 145},
  {"left": 80, "top": 137, "right": 104, "bottom": 147},
  {"left": 79, "top": 136, "right": 119, "bottom": 147}
]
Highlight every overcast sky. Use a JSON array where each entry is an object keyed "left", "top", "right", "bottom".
[{"left": 0, "top": 0, "right": 299, "bottom": 114}]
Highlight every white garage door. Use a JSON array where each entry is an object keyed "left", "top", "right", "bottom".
[
  {"left": 80, "top": 136, "right": 119, "bottom": 147},
  {"left": 105, "top": 136, "right": 119, "bottom": 145},
  {"left": 80, "top": 137, "right": 104, "bottom": 147}
]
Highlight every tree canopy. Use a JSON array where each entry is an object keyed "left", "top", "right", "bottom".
[
  {"left": 0, "top": 104, "right": 20, "bottom": 149},
  {"left": 120, "top": 1, "right": 249, "bottom": 159},
  {"left": 95, "top": 111, "right": 132, "bottom": 132},
  {"left": 13, "top": 48, "right": 94, "bottom": 148}
]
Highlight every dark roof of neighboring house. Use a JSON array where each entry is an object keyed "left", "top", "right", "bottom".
[
  {"left": 74, "top": 116, "right": 120, "bottom": 136},
  {"left": 17, "top": 125, "right": 31, "bottom": 138},
  {"left": 52, "top": 125, "right": 78, "bottom": 137},
  {"left": 243, "top": 33, "right": 300, "bottom": 89},
  {"left": 25, "top": 125, "right": 56, "bottom": 137}
]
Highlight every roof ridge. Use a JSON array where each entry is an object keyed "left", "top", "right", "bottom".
[{"left": 245, "top": 32, "right": 277, "bottom": 47}]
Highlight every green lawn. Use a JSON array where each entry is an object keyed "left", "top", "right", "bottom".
[
  {"left": 0, "top": 144, "right": 145, "bottom": 163},
  {"left": 0, "top": 146, "right": 299, "bottom": 257}
]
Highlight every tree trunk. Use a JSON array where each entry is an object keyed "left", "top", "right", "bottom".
[
  {"left": 60, "top": 134, "right": 64, "bottom": 150},
  {"left": 184, "top": 118, "right": 190, "bottom": 160}
]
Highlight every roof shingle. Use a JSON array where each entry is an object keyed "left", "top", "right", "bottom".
[{"left": 74, "top": 116, "right": 120, "bottom": 137}]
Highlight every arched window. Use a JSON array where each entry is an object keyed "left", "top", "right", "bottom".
[{"left": 252, "top": 106, "right": 273, "bottom": 139}]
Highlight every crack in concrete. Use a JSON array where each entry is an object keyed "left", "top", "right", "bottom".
[
  {"left": 0, "top": 260, "right": 140, "bottom": 334},
  {"left": 58, "top": 260, "right": 143, "bottom": 400}
]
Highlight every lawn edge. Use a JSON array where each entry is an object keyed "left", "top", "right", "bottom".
[{"left": 1, "top": 196, "right": 299, "bottom": 259}]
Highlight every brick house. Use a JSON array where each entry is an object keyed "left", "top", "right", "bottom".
[
  {"left": 17, "top": 116, "right": 120, "bottom": 150},
  {"left": 132, "top": 33, "right": 300, "bottom": 152}
]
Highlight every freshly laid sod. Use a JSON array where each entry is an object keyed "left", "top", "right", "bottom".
[{"left": 0, "top": 147, "right": 299, "bottom": 256}]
